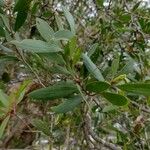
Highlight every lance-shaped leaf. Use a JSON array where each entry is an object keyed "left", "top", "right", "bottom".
[
  {"left": 0, "top": 115, "right": 10, "bottom": 139},
  {"left": 86, "top": 81, "right": 110, "bottom": 93},
  {"left": 54, "top": 30, "right": 74, "bottom": 40},
  {"left": 117, "top": 83, "right": 150, "bottom": 96},
  {"left": 36, "top": 18, "right": 54, "bottom": 42},
  {"left": 82, "top": 54, "right": 104, "bottom": 81},
  {"left": 28, "top": 81, "right": 78, "bottom": 101},
  {"left": 14, "top": 11, "right": 28, "bottom": 32},
  {"left": 11, "top": 39, "right": 62, "bottom": 53},
  {"left": 51, "top": 95, "right": 82, "bottom": 113},
  {"left": 102, "top": 92, "right": 128, "bottom": 106},
  {"left": 62, "top": 6, "right": 75, "bottom": 34},
  {"left": 0, "top": 90, "right": 9, "bottom": 107},
  {"left": 32, "top": 119, "right": 50, "bottom": 136}
]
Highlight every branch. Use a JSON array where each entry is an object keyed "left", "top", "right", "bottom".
[{"left": 84, "top": 113, "right": 122, "bottom": 150}]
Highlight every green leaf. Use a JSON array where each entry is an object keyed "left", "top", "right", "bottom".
[
  {"left": 0, "top": 115, "right": 10, "bottom": 139},
  {"left": 36, "top": 18, "right": 54, "bottom": 42},
  {"left": 117, "top": 83, "right": 150, "bottom": 96},
  {"left": 88, "top": 43, "right": 99, "bottom": 57},
  {"left": 0, "top": 90, "right": 9, "bottom": 107},
  {"left": 0, "top": 26, "right": 5, "bottom": 37},
  {"left": 62, "top": 6, "right": 75, "bottom": 34},
  {"left": 110, "top": 53, "right": 120, "bottom": 78},
  {"left": 9, "top": 80, "right": 31, "bottom": 104},
  {"left": 102, "top": 92, "right": 128, "bottom": 106},
  {"left": 0, "top": 14, "right": 10, "bottom": 31},
  {"left": 13, "top": 0, "right": 32, "bottom": 31},
  {"left": 32, "top": 119, "right": 50, "bottom": 136},
  {"left": 51, "top": 95, "right": 82, "bottom": 113},
  {"left": 54, "top": 30, "right": 74, "bottom": 40},
  {"left": 41, "top": 53, "right": 66, "bottom": 65},
  {"left": 14, "top": 11, "right": 28, "bottom": 31},
  {"left": 11, "top": 39, "right": 62, "bottom": 53},
  {"left": 55, "top": 14, "right": 64, "bottom": 30},
  {"left": 86, "top": 81, "right": 110, "bottom": 93},
  {"left": 82, "top": 53, "right": 104, "bottom": 81},
  {"left": 50, "top": 65, "right": 70, "bottom": 75},
  {"left": 102, "top": 105, "right": 118, "bottom": 113},
  {"left": 0, "top": 0, "right": 4, "bottom": 6},
  {"left": 0, "top": 55, "right": 18, "bottom": 64},
  {"left": 14, "top": 0, "right": 32, "bottom": 12},
  {"left": 28, "top": 81, "right": 78, "bottom": 101},
  {"left": 96, "top": 0, "right": 104, "bottom": 7}
]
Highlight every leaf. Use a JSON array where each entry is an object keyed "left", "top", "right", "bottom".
[
  {"left": 0, "top": 115, "right": 10, "bottom": 139},
  {"left": 82, "top": 53, "right": 104, "bottom": 81},
  {"left": 32, "top": 119, "right": 50, "bottom": 136},
  {"left": 36, "top": 18, "right": 54, "bottom": 42},
  {"left": 0, "top": 90, "right": 9, "bottom": 107},
  {"left": 132, "top": 1, "right": 141, "bottom": 11},
  {"left": 10, "top": 80, "right": 31, "bottom": 104},
  {"left": 14, "top": 0, "right": 32, "bottom": 12},
  {"left": 14, "top": 11, "right": 28, "bottom": 31},
  {"left": 54, "top": 30, "right": 74, "bottom": 40},
  {"left": 110, "top": 53, "right": 120, "bottom": 78},
  {"left": 51, "top": 95, "right": 82, "bottom": 113},
  {"left": 41, "top": 53, "right": 66, "bottom": 65},
  {"left": 11, "top": 39, "right": 62, "bottom": 53},
  {"left": 55, "top": 14, "right": 64, "bottom": 30},
  {"left": 0, "top": 0, "right": 4, "bottom": 6},
  {"left": 50, "top": 65, "right": 70, "bottom": 75},
  {"left": 62, "top": 6, "right": 75, "bottom": 34},
  {"left": 88, "top": 43, "right": 99, "bottom": 57},
  {"left": 0, "top": 26, "right": 5, "bottom": 37},
  {"left": 86, "top": 81, "right": 110, "bottom": 93},
  {"left": 28, "top": 81, "right": 78, "bottom": 101},
  {"left": 0, "top": 55, "right": 18, "bottom": 64},
  {"left": 0, "top": 44, "right": 12, "bottom": 53},
  {"left": 0, "top": 14, "right": 10, "bottom": 31},
  {"left": 102, "top": 92, "right": 128, "bottom": 106},
  {"left": 117, "top": 83, "right": 150, "bottom": 96},
  {"left": 102, "top": 105, "right": 118, "bottom": 113},
  {"left": 96, "top": 0, "right": 104, "bottom": 7},
  {"left": 14, "top": 0, "right": 32, "bottom": 31}
]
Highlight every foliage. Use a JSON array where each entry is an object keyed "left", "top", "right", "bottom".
[{"left": 0, "top": 0, "right": 150, "bottom": 149}]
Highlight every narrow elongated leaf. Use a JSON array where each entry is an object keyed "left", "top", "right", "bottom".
[
  {"left": 11, "top": 39, "right": 62, "bottom": 53},
  {"left": 102, "top": 105, "right": 118, "bottom": 113},
  {"left": 14, "top": 0, "right": 32, "bottom": 12},
  {"left": 0, "top": 90, "right": 9, "bottom": 107},
  {"left": 0, "top": 55, "right": 18, "bottom": 63},
  {"left": 14, "top": 11, "right": 28, "bottom": 31},
  {"left": 55, "top": 14, "right": 64, "bottom": 30},
  {"left": 118, "top": 83, "right": 150, "bottom": 96},
  {"left": 88, "top": 43, "right": 98, "bottom": 57},
  {"left": 51, "top": 95, "right": 82, "bottom": 113},
  {"left": 82, "top": 54, "right": 104, "bottom": 81},
  {"left": 62, "top": 6, "right": 75, "bottom": 34},
  {"left": 0, "top": 14, "right": 10, "bottom": 31},
  {"left": 41, "top": 53, "right": 66, "bottom": 65},
  {"left": 32, "top": 119, "right": 50, "bottom": 136},
  {"left": 86, "top": 81, "right": 110, "bottom": 93},
  {"left": 54, "top": 30, "right": 74, "bottom": 40},
  {"left": 0, "top": 26, "right": 5, "bottom": 37},
  {"left": 28, "top": 81, "right": 78, "bottom": 101},
  {"left": 9, "top": 80, "right": 31, "bottom": 104},
  {"left": 0, "top": 115, "right": 10, "bottom": 139},
  {"left": 36, "top": 18, "right": 54, "bottom": 42},
  {"left": 102, "top": 92, "right": 128, "bottom": 106},
  {"left": 110, "top": 53, "right": 120, "bottom": 78}
]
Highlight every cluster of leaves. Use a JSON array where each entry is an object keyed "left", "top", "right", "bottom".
[{"left": 0, "top": 0, "right": 150, "bottom": 149}]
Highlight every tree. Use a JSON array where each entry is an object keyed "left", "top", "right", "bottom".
[{"left": 0, "top": 0, "right": 150, "bottom": 149}]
